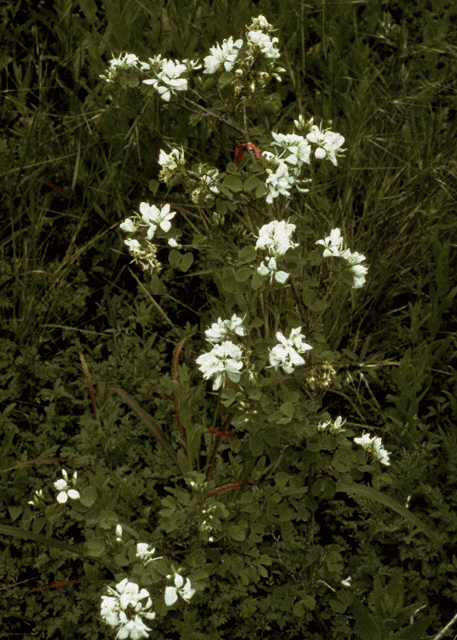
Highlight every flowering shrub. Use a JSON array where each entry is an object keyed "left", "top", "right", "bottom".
[{"left": 18, "top": 13, "right": 437, "bottom": 640}]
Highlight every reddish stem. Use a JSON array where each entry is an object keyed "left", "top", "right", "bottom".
[
  {"left": 204, "top": 481, "right": 249, "bottom": 499},
  {"left": 26, "top": 579, "right": 89, "bottom": 595}
]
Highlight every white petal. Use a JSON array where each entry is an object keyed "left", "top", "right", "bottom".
[{"left": 164, "top": 586, "right": 178, "bottom": 606}]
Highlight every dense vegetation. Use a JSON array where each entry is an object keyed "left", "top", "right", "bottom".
[{"left": 1, "top": 0, "right": 456, "bottom": 638}]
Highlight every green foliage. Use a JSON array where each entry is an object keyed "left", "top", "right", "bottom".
[{"left": 1, "top": 0, "right": 457, "bottom": 639}]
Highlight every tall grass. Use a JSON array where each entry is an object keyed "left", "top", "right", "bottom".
[{"left": 1, "top": 0, "right": 457, "bottom": 636}]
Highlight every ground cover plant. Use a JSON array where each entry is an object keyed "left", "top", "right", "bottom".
[{"left": 1, "top": 0, "right": 457, "bottom": 638}]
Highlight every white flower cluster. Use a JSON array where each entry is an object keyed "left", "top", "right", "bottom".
[
  {"left": 255, "top": 219, "right": 297, "bottom": 283},
  {"left": 315, "top": 228, "right": 368, "bottom": 289},
  {"left": 246, "top": 16, "right": 281, "bottom": 60},
  {"left": 143, "top": 55, "right": 201, "bottom": 102},
  {"left": 269, "top": 327, "right": 312, "bottom": 374},
  {"left": 307, "top": 124, "right": 345, "bottom": 166},
  {"left": 100, "top": 53, "right": 145, "bottom": 83},
  {"left": 197, "top": 314, "right": 246, "bottom": 389},
  {"left": 158, "top": 147, "right": 186, "bottom": 185},
  {"left": 190, "top": 165, "right": 221, "bottom": 204},
  {"left": 203, "top": 15, "right": 281, "bottom": 77},
  {"left": 101, "top": 579, "right": 156, "bottom": 640},
  {"left": 120, "top": 202, "right": 178, "bottom": 273},
  {"left": 203, "top": 36, "right": 244, "bottom": 74},
  {"left": 121, "top": 203, "right": 176, "bottom": 239},
  {"left": 262, "top": 123, "right": 345, "bottom": 203},
  {"left": 354, "top": 432, "right": 390, "bottom": 466},
  {"left": 54, "top": 468, "right": 80, "bottom": 504},
  {"left": 205, "top": 314, "right": 247, "bottom": 344}
]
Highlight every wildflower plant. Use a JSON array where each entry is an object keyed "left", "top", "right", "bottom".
[{"left": 12, "top": 12, "right": 439, "bottom": 640}]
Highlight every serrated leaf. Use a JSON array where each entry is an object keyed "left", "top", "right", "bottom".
[{"left": 352, "top": 597, "right": 382, "bottom": 640}]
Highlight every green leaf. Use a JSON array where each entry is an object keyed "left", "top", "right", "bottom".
[
  {"left": 180, "top": 252, "right": 194, "bottom": 272},
  {"left": 302, "top": 595, "right": 316, "bottom": 610},
  {"left": 169, "top": 249, "right": 182, "bottom": 269},
  {"left": 227, "top": 524, "right": 246, "bottom": 541},
  {"left": 244, "top": 175, "right": 262, "bottom": 192},
  {"left": 223, "top": 174, "right": 244, "bottom": 192},
  {"left": 86, "top": 537, "right": 106, "bottom": 557},
  {"left": 250, "top": 271, "right": 265, "bottom": 290},
  {"left": 352, "top": 597, "right": 382, "bottom": 640},
  {"left": 237, "top": 245, "right": 257, "bottom": 264},
  {"left": 80, "top": 486, "right": 97, "bottom": 508},
  {"left": 338, "top": 482, "right": 439, "bottom": 545},
  {"left": 255, "top": 183, "right": 268, "bottom": 198},
  {"left": 275, "top": 472, "right": 289, "bottom": 488},
  {"left": 148, "top": 178, "right": 159, "bottom": 196},
  {"left": 226, "top": 162, "right": 239, "bottom": 174},
  {"left": 7, "top": 505, "right": 22, "bottom": 522},
  {"left": 235, "top": 266, "right": 252, "bottom": 282}
]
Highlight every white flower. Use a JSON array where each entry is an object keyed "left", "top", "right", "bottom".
[
  {"left": 158, "top": 147, "right": 186, "bottom": 183},
  {"left": 196, "top": 340, "right": 243, "bottom": 389},
  {"left": 271, "top": 132, "right": 311, "bottom": 166},
  {"left": 205, "top": 314, "right": 246, "bottom": 344},
  {"left": 100, "top": 579, "right": 156, "bottom": 640},
  {"left": 246, "top": 29, "right": 280, "bottom": 59},
  {"left": 101, "top": 53, "right": 142, "bottom": 82},
  {"left": 136, "top": 543, "right": 162, "bottom": 565},
  {"left": 54, "top": 469, "right": 80, "bottom": 504},
  {"left": 115, "top": 524, "right": 123, "bottom": 542},
  {"left": 316, "top": 229, "right": 368, "bottom": 288},
  {"left": 203, "top": 37, "right": 243, "bottom": 74},
  {"left": 263, "top": 159, "right": 296, "bottom": 203},
  {"left": 120, "top": 218, "right": 136, "bottom": 233},
  {"left": 306, "top": 125, "right": 345, "bottom": 166},
  {"left": 28, "top": 488, "right": 45, "bottom": 507},
  {"left": 315, "top": 227, "right": 344, "bottom": 258},
  {"left": 143, "top": 58, "right": 188, "bottom": 101},
  {"left": 342, "top": 249, "right": 368, "bottom": 288},
  {"left": 318, "top": 416, "right": 346, "bottom": 433},
  {"left": 164, "top": 573, "right": 196, "bottom": 606},
  {"left": 124, "top": 238, "right": 141, "bottom": 251},
  {"left": 256, "top": 220, "right": 297, "bottom": 257},
  {"left": 354, "top": 432, "right": 390, "bottom": 466},
  {"left": 138, "top": 202, "right": 176, "bottom": 237},
  {"left": 257, "top": 257, "right": 290, "bottom": 284},
  {"left": 249, "top": 15, "right": 272, "bottom": 32},
  {"left": 268, "top": 328, "right": 312, "bottom": 374}
]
